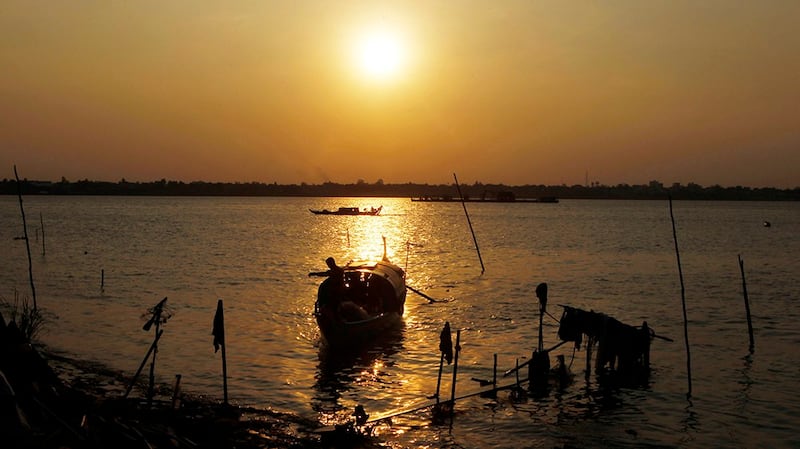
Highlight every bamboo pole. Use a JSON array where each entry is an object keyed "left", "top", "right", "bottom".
[
  {"left": 492, "top": 353, "right": 497, "bottom": 390},
  {"left": 738, "top": 255, "right": 755, "bottom": 353},
  {"left": 453, "top": 173, "right": 485, "bottom": 274},
  {"left": 449, "top": 329, "right": 461, "bottom": 417},
  {"left": 39, "top": 212, "right": 46, "bottom": 256},
  {"left": 406, "top": 284, "right": 439, "bottom": 303},
  {"left": 14, "top": 166, "right": 37, "bottom": 311},
  {"left": 585, "top": 336, "right": 592, "bottom": 381},
  {"left": 669, "top": 196, "right": 692, "bottom": 397},
  {"left": 123, "top": 329, "right": 164, "bottom": 398},
  {"left": 503, "top": 340, "right": 567, "bottom": 377},
  {"left": 434, "top": 352, "right": 444, "bottom": 403},
  {"left": 222, "top": 329, "right": 229, "bottom": 405},
  {"left": 536, "top": 283, "right": 547, "bottom": 352},
  {"left": 147, "top": 319, "right": 161, "bottom": 405}
]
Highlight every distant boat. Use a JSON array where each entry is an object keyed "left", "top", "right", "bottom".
[{"left": 309, "top": 206, "right": 382, "bottom": 215}]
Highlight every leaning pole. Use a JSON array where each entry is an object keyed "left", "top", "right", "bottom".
[{"left": 669, "top": 196, "right": 692, "bottom": 398}]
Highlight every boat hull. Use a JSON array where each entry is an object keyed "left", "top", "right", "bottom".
[{"left": 315, "top": 311, "right": 403, "bottom": 346}]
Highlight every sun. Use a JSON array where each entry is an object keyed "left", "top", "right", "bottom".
[{"left": 353, "top": 27, "right": 408, "bottom": 82}]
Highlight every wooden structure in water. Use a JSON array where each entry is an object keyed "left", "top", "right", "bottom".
[
  {"left": 557, "top": 305, "right": 655, "bottom": 377},
  {"left": 327, "top": 303, "right": 667, "bottom": 434}
]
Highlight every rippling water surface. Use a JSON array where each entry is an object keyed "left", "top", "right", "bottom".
[{"left": 2, "top": 196, "right": 799, "bottom": 448}]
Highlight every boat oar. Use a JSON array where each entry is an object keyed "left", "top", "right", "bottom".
[
  {"left": 636, "top": 324, "right": 673, "bottom": 342},
  {"left": 652, "top": 333, "right": 674, "bottom": 342},
  {"left": 503, "top": 340, "right": 568, "bottom": 377},
  {"left": 406, "top": 284, "right": 443, "bottom": 303}
]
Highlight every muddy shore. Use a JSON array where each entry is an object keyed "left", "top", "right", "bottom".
[{"left": 2, "top": 321, "right": 380, "bottom": 449}]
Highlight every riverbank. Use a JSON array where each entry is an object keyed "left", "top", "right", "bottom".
[
  {"left": 2, "top": 320, "right": 380, "bottom": 449},
  {"left": 45, "top": 350, "right": 325, "bottom": 449}
]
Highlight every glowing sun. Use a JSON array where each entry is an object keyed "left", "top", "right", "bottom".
[{"left": 353, "top": 27, "right": 408, "bottom": 82}]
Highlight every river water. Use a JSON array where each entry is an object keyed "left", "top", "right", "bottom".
[{"left": 2, "top": 196, "right": 799, "bottom": 448}]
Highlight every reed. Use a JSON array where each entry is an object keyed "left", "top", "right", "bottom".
[{"left": 1, "top": 292, "right": 45, "bottom": 342}]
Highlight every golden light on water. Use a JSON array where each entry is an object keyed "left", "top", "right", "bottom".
[
  {"left": 346, "top": 217, "right": 405, "bottom": 263},
  {"left": 370, "top": 360, "right": 384, "bottom": 378}
]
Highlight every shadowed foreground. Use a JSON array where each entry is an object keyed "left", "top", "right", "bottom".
[{"left": 1, "top": 316, "right": 383, "bottom": 449}]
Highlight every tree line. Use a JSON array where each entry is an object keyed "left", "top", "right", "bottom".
[{"left": 1, "top": 178, "right": 798, "bottom": 201}]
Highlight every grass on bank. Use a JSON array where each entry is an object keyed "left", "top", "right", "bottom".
[{"left": 1, "top": 291, "right": 46, "bottom": 342}]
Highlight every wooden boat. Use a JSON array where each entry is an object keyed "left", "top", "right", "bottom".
[
  {"left": 310, "top": 250, "right": 406, "bottom": 346},
  {"left": 309, "top": 206, "right": 382, "bottom": 215}
]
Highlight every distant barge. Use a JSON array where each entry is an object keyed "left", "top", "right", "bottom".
[
  {"left": 310, "top": 206, "right": 382, "bottom": 215},
  {"left": 412, "top": 191, "right": 558, "bottom": 203}
]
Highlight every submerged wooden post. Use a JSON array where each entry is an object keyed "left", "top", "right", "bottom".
[
  {"left": 738, "top": 255, "right": 755, "bottom": 353},
  {"left": 172, "top": 374, "right": 182, "bottom": 410},
  {"left": 101, "top": 269, "right": 105, "bottom": 291},
  {"left": 669, "top": 196, "right": 692, "bottom": 397},
  {"left": 453, "top": 173, "right": 485, "bottom": 274}
]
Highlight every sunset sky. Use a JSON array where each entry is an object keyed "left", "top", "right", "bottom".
[{"left": 2, "top": 1, "right": 798, "bottom": 188}]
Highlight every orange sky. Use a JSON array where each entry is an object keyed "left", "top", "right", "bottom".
[{"left": 2, "top": 1, "right": 798, "bottom": 188}]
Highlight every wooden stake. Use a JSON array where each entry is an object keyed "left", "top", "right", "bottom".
[
  {"left": 585, "top": 337, "right": 592, "bottom": 381},
  {"left": 449, "top": 329, "right": 461, "bottom": 417},
  {"left": 172, "top": 374, "right": 182, "bottom": 410},
  {"left": 492, "top": 353, "right": 497, "bottom": 390},
  {"left": 536, "top": 283, "right": 548, "bottom": 352},
  {"left": 147, "top": 316, "right": 163, "bottom": 405},
  {"left": 738, "top": 255, "right": 755, "bottom": 353},
  {"left": 434, "top": 352, "right": 444, "bottom": 403},
  {"left": 453, "top": 173, "right": 485, "bottom": 274},
  {"left": 669, "top": 196, "right": 692, "bottom": 397},
  {"left": 39, "top": 212, "right": 46, "bottom": 256},
  {"left": 14, "top": 166, "right": 37, "bottom": 311},
  {"left": 123, "top": 329, "right": 164, "bottom": 398}
]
